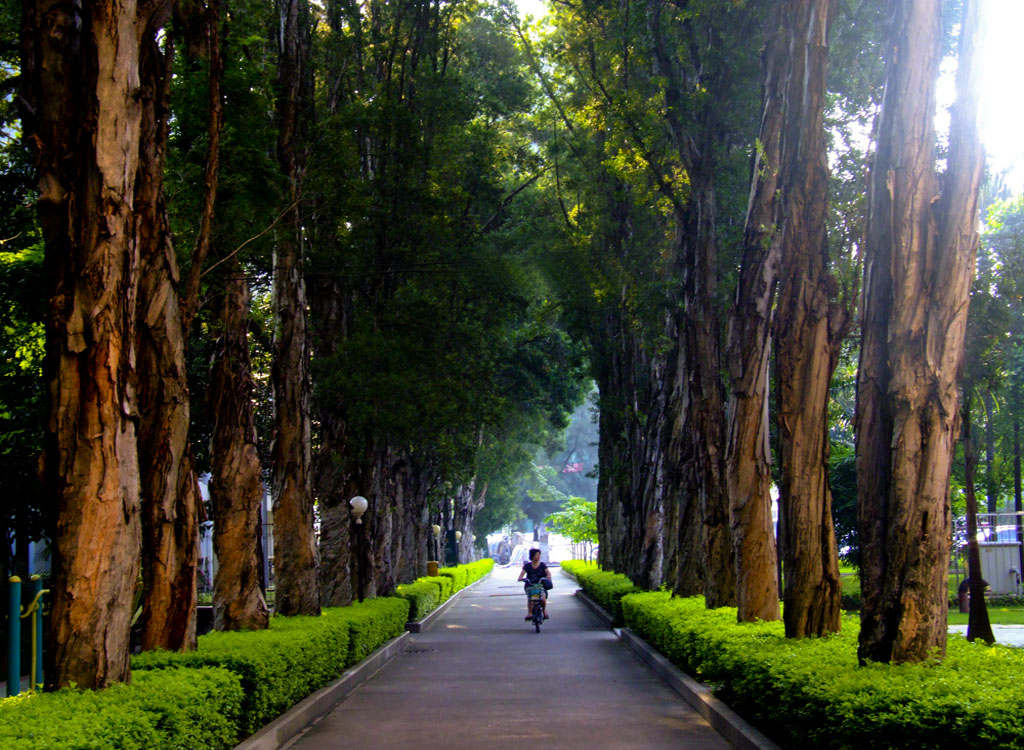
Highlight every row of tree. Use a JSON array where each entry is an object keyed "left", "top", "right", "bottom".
[
  {"left": 0, "top": 0, "right": 1003, "bottom": 692},
  {"left": 525, "top": 0, "right": 985, "bottom": 665},
  {"left": 7, "top": 0, "right": 588, "bottom": 689}
]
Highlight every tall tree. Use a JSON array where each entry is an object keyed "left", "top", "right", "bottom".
[
  {"left": 725, "top": 1, "right": 787, "bottom": 624},
  {"left": 271, "top": 0, "right": 319, "bottom": 616},
  {"left": 772, "top": 0, "right": 845, "bottom": 638},
  {"left": 22, "top": 0, "right": 155, "bottom": 687},
  {"left": 209, "top": 269, "right": 270, "bottom": 631},
  {"left": 856, "top": 0, "right": 983, "bottom": 664},
  {"left": 134, "top": 0, "right": 203, "bottom": 652}
]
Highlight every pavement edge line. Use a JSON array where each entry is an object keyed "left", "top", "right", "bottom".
[{"left": 574, "top": 588, "right": 781, "bottom": 750}]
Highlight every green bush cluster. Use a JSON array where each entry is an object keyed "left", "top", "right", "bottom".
[
  {"left": 397, "top": 560, "right": 493, "bottom": 620},
  {"left": 0, "top": 667, "right": 243, "bottom": 750},
  {"left": 330, "top": 598, "right": 411, "bottom": 664},
  {"left": 560, "top": 559, "right": 597, "bottom": 580},
  {"left": 395, "top": 580, "right": 441, "bottom": 620},
  {"left": 421, "top": 574, "right": 454, "bottom": 600},
  {"left": 438, "top": 558, "right": 493, "bottom": 592},
  {"left": 622, "top": 592, "right": 1024, "bottom": 750},
  {"left": 133, "top": 598, "right": 409, "bottom": 736},
  {"left": 2, "top": 565, "right": 485, "bottom": 747},
  {"left": 567, "top": 563, "right": 641, "bottom": 625}
]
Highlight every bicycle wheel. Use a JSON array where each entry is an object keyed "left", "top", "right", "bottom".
[{"left": 533, "top": 604, "right": 542, "bottom": 633}]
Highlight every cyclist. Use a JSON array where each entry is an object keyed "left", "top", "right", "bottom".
[{"left": 518, "top": 548, "right": 552, "bottom": 620}]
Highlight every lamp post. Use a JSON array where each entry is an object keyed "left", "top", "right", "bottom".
[
  {"left": 432, "top": 524, "right": 441, "bottom": 562},
  {"left": 350, "top": 496, "right": 369, "bottom": 603}
]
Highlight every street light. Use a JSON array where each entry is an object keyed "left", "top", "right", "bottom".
[
  {"left": 432, "top": 524, "right": 441, "bottom": 562},
  {"left": 350, "top": 496, "right": 369, "bottom": 602}
]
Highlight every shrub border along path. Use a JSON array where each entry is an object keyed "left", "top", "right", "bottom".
[
  {"left": 236, "top": 566, "right": 492, "bottom": 750},
  {"left": 562, "top": 561, "right": 780, "bottom": 750}
]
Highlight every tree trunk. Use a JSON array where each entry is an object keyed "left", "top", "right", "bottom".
[
  {"left": 644, "top": 0, "right": 733, "bottom": 606},
  {"left": 962, "top": 396, "right": 995, "bottom": 644},
  {"left": 983, "top": 389, "right": 997, "bottom": 517},
  {"left": 856, "top": 0, "right": 982, "bottom": 664},
  {"left": 310, "top": 276, "right": 355, "bottom": 606},
  {"left": 773, "top": 0, "right": 843, "bottom": 638},
  {"left": 724, "top": 2, "right": 786, "bottom": 623},
  {"left": 23, "top": 0, "right": 151, "bottom": 689},
  {"left": 271, "top": 0, "right": 319, "bottom": 617},
  {"left": 209, "top": 271, "right": 269, "bottom": 631},
  {"left": 135, "top": 9, "right": 201, "bottom": 652}
]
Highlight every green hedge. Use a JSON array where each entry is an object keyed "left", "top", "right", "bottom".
[
  {"left": 622, "top": 592, "right": 1024, "bottom": 749},
  {"left": 133, "top": 598, "right": 409, "bottom": 736},
  {"left": 560, "top": 559, "right": 596, "bottom": 580},
  {"left": 0, "top": 667, "right": 242, "bottom": 750},
  {"left": 420, "top": 574, "right": 454, "bottom": 601},
  {"left": 395, "top": 580, "right": 441, "bottom": 620},
  {"left": 569, "top": 564, "right": 641, "bottom": 625},
  {"left": 438, "top": 558, "right": 493, "bottom": 592},
  {"left": 330, "top": 598, "right": 410, "bottom": 664}
]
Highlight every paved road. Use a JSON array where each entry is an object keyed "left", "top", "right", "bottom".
[{"left": 285, "top": 566, "right": 733, "bottom": 750}]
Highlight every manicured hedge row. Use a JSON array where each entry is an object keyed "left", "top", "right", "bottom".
[
  {"left": 438, "top": 558, "right": 493, "bottom": 592},
  {"left": 560, "top": 559, "right": 596, "bottom": 580},
  {"left": 563, "top": 561, "right": 640, "bottom": 625},
  {"left": 395, "top": 580, "right": 441, "bottom": 620},
  {"left": 421, "top": 574, "right": 454, "bottom": 601},
  {"left": 133, "top": 597, "right": 409, "bottom": 735},
  {"left": 622, "top": 592, "right": 1024, "bottom": 750},
  {"left": 0, "top": 667, "right": 243, "bottom": 750},
  {"left": 398, "top": 560, "right": 492, "bottom": 620}
]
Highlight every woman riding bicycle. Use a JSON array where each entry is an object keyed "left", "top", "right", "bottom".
[{"left": 517, "top": 548, "right": 552, "bottom": 620}]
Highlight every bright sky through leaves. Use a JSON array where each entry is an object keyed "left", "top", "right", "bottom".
[
  {"left": 514, "top": 0, "right": 1024, "bottom": 192},
  {"left": 978, "top": 0, "right": 1024, "bottom": 190}
]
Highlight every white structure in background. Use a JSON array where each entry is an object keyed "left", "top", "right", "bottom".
[
  {"left": 956, "top": 512, "right": 1024, "bottom": 595},
  {"left": 197, "top": 474, "right": 275, "bottom": 594}
]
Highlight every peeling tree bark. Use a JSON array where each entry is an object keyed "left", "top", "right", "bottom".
[
  {"left": 725, "top": 3, "right": 786, "bottom": 623},
  {"left": 23, "top": 0, "right": 150, "bottom": 688},
  {"left": 271, "top": 0, "right": 320, "bottom": 617},
  {"left": 772, "top": 0, "right": 843, "bottom": 638},
  {"left": 135, "top": 5, "right": 202, "bottom": 652},
  {"left": 209, "top": 271, "right": 269, "bottom": 631},
  {"left": 856, "top": 0, "right": 983, "bottom": 664}
]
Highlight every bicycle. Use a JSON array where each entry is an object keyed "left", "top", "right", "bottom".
[{"left": 526, "top": 582, "right": 545, "bottom": 633}]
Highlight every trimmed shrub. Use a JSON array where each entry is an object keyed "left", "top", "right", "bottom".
[
  {"left": 396, "top": 580, "right": 442, "bottom": 620},
  {"left": 0, "top": 667, "right": 242, "bottom": 750},
  {"left": 133, "top": 598, "right": 409, "bottom": 735},
  {"left": 572, "top": 565, "right": 641, "bottom": 625},
  {"left": 326, "top": 598, "right": 411, "bottom": 664},
  {"left": 134, "top": 614, "right": 347, "bottom": 735},
  {"left": 622, "top": 592, "right": 1024, "bottom": 749},
  {"left": 560, "top": 559, "right": 597, "bottom": 580},
  {"left": 420, "top": 574, "right": 454, "bottom": 601},
  {"left": 437, "top": 565, "right": 469, "bottom": 591},
  {"left": 438, "top": 558, "right": 493, "bottom": 592}
]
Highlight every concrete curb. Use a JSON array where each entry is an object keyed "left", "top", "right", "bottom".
[
  {"left": 235, "top": 572, "right": 491, "bottom": 750},
  {"left": 574, "top": 589, "right": 781, "bottom": 750},
  {"left": 235, "top": 631, "right": 410, "bottom": 750}
]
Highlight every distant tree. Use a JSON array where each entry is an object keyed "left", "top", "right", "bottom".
[{"left": 546, "top": 497, "right": 597, "bottom": 561}]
